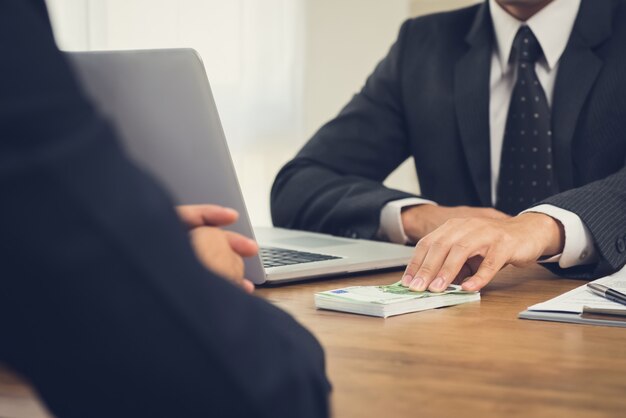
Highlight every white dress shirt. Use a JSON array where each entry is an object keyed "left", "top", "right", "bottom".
[{"left": 379, "top": 0, "right": 597, "bottom": 268}]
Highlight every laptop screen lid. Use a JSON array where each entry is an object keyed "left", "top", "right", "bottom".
[{"left": 66, "top": 49, "right": 267, "bottom": 283}]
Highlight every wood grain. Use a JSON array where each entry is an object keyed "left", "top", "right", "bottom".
[
  {"left": 2, "top": 265, "right": 625, "bottom": 418},
  {"left": 257, "top": 265, "right": 626, "bottom": 418}
]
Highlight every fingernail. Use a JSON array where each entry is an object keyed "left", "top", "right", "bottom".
[
  {"left": 430, "top": 277, "right": 445, "bottom": 292},
  {"left": 462, "top": 280, "right": 476, "bottom": 291},
  {"left": 225, "top": 207, "right": 238, "bottom": 216},
  {"left": 401, "top": 274, "right": 413, "bottom": 286},
  {"left": 409, "top": 277, "right": 425, "bottom": 291}
]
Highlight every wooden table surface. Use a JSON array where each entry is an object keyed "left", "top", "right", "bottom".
[{"left": 2, "top": 265, "right": 626, "bottom": 418}]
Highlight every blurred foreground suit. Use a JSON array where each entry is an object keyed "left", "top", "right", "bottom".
[
  {"left": 0, "top": 2, "right": 330, "bottom": 417},
  {"left": 272, "top": 0, "right": 626, "bottom": 279}
]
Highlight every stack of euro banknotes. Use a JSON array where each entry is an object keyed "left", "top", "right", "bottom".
[{"left": 315, "top": 282, "right": 480, "bottom": 318}]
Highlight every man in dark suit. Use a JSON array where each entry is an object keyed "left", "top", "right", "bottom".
[
  {"left": 272, "top": 0, "right": 626, "bottom": 293},
  {"left": 0, "top": 1, "right": 330, "bottom": 417}
]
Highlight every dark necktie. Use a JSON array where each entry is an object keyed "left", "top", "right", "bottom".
[{"left": 496, "top": 26, "right": 557, "bottom": 215}]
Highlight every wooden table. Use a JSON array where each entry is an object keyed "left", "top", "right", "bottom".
[{"left": 2, "top": 265, "right": 626, "bottom": 417}]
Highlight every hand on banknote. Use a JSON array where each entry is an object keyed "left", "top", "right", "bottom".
[
  {"left": 400, "top": 212, "right": 565, "bottom": 293},
  {"left": 177, "top": 204, "right": 258, "bottom": 293}
]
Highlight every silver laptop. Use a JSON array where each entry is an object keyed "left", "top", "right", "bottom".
[{"left": 66, "top": 48, "right": 414, "bottom": 284}]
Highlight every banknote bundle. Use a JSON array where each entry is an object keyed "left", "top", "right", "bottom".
[{"left": 315, "top": 282, "right": 480, "bottom": 318}]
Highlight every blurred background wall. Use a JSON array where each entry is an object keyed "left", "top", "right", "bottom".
[{"left": 45, "top": 0, "right": 479, "bottom": 226}]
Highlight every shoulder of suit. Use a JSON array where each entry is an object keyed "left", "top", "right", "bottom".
[
  {"left": 400, "top": 3, "right": 482, "bottom": 42},
  {"left": 615, "top": 0, "right": 626, "bottom": 17},
  {"left": 395, "top": 3, "right": 483, "bottom": 52}
]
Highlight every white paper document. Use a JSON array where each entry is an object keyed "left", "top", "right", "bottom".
[
  {"left": 519, "top": 271, "right": 626, "bottom": 327},
  {"left": 527, "top": 274, "right": 626, "bottom": 314}
]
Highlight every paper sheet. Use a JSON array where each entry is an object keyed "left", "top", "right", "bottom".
[{"left": 528, "top": 273, "right": 626, "bottom": 314}]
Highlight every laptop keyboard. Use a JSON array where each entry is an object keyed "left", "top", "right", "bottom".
[{"left": 260, "top": 246, "right": 341, "bottom": 268}]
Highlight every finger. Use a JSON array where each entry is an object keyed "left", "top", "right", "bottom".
[
  {"left": 424, "top": 218, "right": 501, "bottom": 292},
  {"left": 177, "top": 205, "right": 239, "bottom": 229},
  {"left": 404, "top": 219, "right": 467, "bottom": 289},
  {"left": 465, "top": 255, "right": 485, "bottom": 274},
  {"left": 241, "top": 279, "right": 255, "bottom": 294},
  {"left": 401, "top": 239, "right": 430, "bottom": 287},
  {"left": 408, "top": 218, "right": 476, "bottom": 291},
  {"left": 452, "top": 255, "right": 484, "bottom": 284},
  {"left": 225, "top": 231, "right": 259, "bottom": 257},
  {"left": 428, "top": 241, "right": 476, "bottom": 292},
  {"left": 217, "top": 252, "right": 245, "bottom": 284},
  {"left": 409, "top": 239, "right": 452, "bottom": 292},
  {"left": 452, "top": 263, "right": 474, "bottom": 285},
  {"left": 461, "top": 248, "right": 508, "bottom": 292},
  {"left": 189, "top": 227, "right": 246, "bottom": 283}
]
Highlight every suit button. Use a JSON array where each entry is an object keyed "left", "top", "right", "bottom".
[
  {"left": 617, "top": 238, "right": 626, "bottom": 254},
  {"left": 351, "top": 232, "right": 359, "bottom": 239}
]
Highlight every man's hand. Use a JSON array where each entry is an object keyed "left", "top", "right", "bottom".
[
  {"left": 177, "top": 204, "right": 239, "bottom": 229},
  {"left": 177, "top": 205, "right": 258, "bottom": 293},
  {"left": 401, "top": 205, "right": 510, "bottom": 242},
  {"left": 189, "top": 226, "right": 257, "bottom": 293},
  {"left": 400, "top": 212, "right": 565, "bottom": 293}
]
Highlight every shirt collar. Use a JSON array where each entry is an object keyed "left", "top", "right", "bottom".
[{"left": 489, "top": 0, "right": 581, "bottom": 72}]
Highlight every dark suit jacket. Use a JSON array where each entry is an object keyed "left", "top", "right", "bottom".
[
  {"left": 0, "top": 2, "right": 330, "bottom": 417},
  {"left": 272, "top": 0, "right": 626, "bottom": 279}
]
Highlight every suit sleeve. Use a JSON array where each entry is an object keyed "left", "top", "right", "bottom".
[
  {"left": 0, "top": 2, "right": 330, "bottom": 418},
  {"left": 538, "top": 164, "right": 626, "bottom": 279},
  {"left": 271, "top": 20, "right": 420, "bottom": 240}
]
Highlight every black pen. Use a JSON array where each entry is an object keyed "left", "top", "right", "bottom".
[{"left": 587, "top": 283, "right": 626, "bottom": 306}]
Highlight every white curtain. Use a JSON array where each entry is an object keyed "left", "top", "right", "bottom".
[
  {"left": 46, "top": 0, "right": 305, "bottom": 226},
  {"left": 46, "top": 0, "right": 305, "bottom": 146}
]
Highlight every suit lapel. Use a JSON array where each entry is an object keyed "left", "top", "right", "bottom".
[
  {"left": 455, "top": 3, "right": 493, "bottom": 206},
  {"left": 551, "top": 0, "right": 612, "bottom": 191}
]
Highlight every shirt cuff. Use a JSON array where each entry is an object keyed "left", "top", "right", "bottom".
[
  {"left": 378, "top": 198, "right": 437, "bottom": 244},
  {"left": 521, "top": 204, "right": 597, "bottom": 268}
]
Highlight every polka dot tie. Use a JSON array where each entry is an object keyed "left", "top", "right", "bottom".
[{"left": 496, "top": 26, "right": 557, "bottom": 215}]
